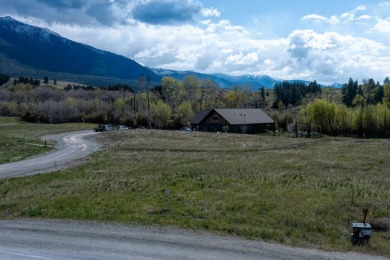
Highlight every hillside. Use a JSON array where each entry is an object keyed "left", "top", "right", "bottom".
[{"left": 0, "top": 16, "right": 160, "bottom": 86}]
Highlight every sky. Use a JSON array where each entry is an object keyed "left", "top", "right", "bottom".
[{"left": 1, "top": 0, "right": 389, "bottom": 85}]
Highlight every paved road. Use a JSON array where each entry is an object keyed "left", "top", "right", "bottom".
[
  {"left": 0, "top": 130, "right": 100, "bottom": 179},
  {"left": 0, "top": 219, "right": 387, "bottom": 260}
]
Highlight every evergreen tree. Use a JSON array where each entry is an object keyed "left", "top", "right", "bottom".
[
  {"left": 375, "top": 83, "right": 384, "bottom": 104},
  {"left": 341, "top": 78, "right": 358, "bottom": 107},
  {"left": 273, "top": 80, "right": 321, "bottom": 108},
  {"left": 260, "top": 86, "right": 265, "bottom": 100}
]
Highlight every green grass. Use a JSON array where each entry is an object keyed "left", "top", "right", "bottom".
[
  {"left": 0, "top": 122, "right": 389, "bottom": 256},
  {"left": 0, "top": 117, "right": 95, "bottom": 163}
]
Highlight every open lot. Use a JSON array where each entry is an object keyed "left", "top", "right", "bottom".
[{"left": 0, "top": 118, "right": 389, "bottom": 256}]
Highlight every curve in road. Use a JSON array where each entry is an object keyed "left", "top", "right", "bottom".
[{"left": 0, "top": 130, "right": 100, "bottom": 179}]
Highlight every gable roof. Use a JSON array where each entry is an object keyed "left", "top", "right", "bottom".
[
  {"left": 191, "top": 110, "right": 210, "bottom": 124},
  {"left": 192, "top": 109, "right": 274, "bottom": 125},
  {"left": 215, "top": 109, "right": 274, "bottom": 125}
]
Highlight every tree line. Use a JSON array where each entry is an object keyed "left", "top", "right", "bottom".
[
  {"left": 300, "top": 77, "right": 390, "bottom": 137},
  {"left": 1, "top": 72, "right": 389, "bottom": 137},
  {"left": 0, "top": 74, "right": 268, "bottom": 127},
  {"left": 302, "top": 99, "right": 390, "bottom": 138},
  {"left": 273, "top": 80, "right": 322, "bottom": 108},
  {"left": 341, "top": 77, "right": 389, "bottom": 107}
]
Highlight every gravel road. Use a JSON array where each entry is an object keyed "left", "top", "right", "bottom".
[
  {"left": 0, "top": 219, "right": 387, "bottom": 260},
  {"left": 0, "top": 130, "right": 100, "bottom": 179}
]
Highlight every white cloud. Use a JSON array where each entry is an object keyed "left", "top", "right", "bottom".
[
  {"left": 373, "top": 18, "right": 390, "bottom": 32},
  {"left": 2, "top": 1, "right": 390, "bottom": 85},
  {"left": 92, "top": 22, "right": 386, "bottom": 83},
  {"left": 302, "top": 4, "right": 371, "bottom": 24},
  {"left": 302, "top": 14, "right": 327, "bottom": 25},
  {"left": 357, "top": 15, "right": 372, "bottom": 20},
  {"left": 225, "top": 52, "right": 259, "bottom": 65},
  {"left": 202, "top": 8, "right": 221, "bottom": 17},
  {"left": 205, "top": 19, "right": 247, "bottom": 34}
]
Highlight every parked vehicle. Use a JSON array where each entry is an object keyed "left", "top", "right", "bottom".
[
  {"left": 116, "top": 125, "right": 129, "bottom": 131},
  {"left": 180, "top": 127, "right": 192, "bottom": 131},
  {"left": 94, "top": 124, "right": 113, "bottom": 132}
]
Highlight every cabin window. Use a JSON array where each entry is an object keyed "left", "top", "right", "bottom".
[{"left": 212, "top": 115, "right": 219, "bottom": 121}]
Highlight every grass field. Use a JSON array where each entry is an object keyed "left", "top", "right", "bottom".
[{"left": 0, "top": 118, "right": 389, "bottom": 256}]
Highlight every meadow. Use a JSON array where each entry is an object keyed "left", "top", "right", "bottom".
[{"left": 0, "top": 118, "right": 389, "bottom": 256}]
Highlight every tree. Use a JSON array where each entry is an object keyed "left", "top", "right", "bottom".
[
  {"left": 150, "top": 100, "right": 171, "bottom": 128},
  {"left": 383, "top": 82, "right": 390, "bottom": 105},
  {"left": 341, "top": 78, "right": 358, "bottom": 107},
  {"left": 177, "top": 101, "right": 193, "bottom": 126},
  {"left": 0, "top": 73, "right": 10, "bottom": 85},
  {"left": 182, "top": 75, "right": 200, "bottom": 105},
  {"left": 137, "top": 74, "right": 153, "bottom": 128},
  {"left": 260, "top": 86, "right": 265, "bottom": 100},
  {"left": 161, "top": 76, "right": 184, "bottom": 113},
  {"left": 272, "top": 80, "right": 320, "bottom": 108},
  {"left": 375, "top": 83, "right": 384, "bottom": 104}
]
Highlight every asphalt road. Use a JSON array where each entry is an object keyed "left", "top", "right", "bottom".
[
  {"left": 0, "top": 130, "right": 100, "bottom": 179},
  {"left": 0, "top": 219, "right": 387, "bottom": 260}
]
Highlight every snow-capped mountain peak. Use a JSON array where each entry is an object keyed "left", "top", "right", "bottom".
[{"left": 0, "top": 16, "right": 58, "bottom": 43}]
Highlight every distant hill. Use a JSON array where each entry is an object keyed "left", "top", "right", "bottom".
[
  {"left": 151, "top": 68, "right": 322, "bottom": 90},
  {"left": 151, "top": 68, "right": 282, "bottom": 90},
  {"left": 151, "top": 68, "right": 234, "bottom": 89},
  {"left": 0, "top": 16, "right": 160, "bottom": 86}
]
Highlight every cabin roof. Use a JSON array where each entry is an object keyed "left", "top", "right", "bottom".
[{"left": 192, "top": 109, "right": 274, "bottom": 125}]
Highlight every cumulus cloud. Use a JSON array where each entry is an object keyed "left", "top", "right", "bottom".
[
  {"left": 226, "top": 52, "right": 258, "bottom": 66},
  {"left": 202, "top": 7, "right": 221, "bottom": 17},
  {"left": 283, "top": 30, "right": 389, "bottom": 82},
  {"left": 373, "top": 18, "right": 390, "bottom": 32}
]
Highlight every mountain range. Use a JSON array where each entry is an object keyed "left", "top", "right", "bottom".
[
  {"left": 150, "top": 68, "right": 283, "bottom": 90},
  {"left": 0, "top": 16, "right": 339, "bottom": 89},
  {"left": 0, "top": 16, "right": 160, "bottom": 86}
]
